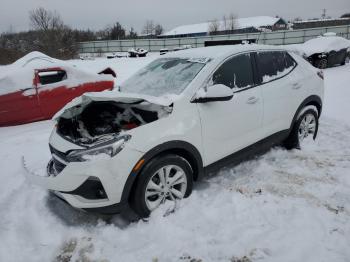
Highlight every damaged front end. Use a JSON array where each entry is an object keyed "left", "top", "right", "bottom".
[{"left": 53, "top": 92, "right": 173, "bottom": 162}]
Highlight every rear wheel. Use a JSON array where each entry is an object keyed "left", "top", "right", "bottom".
[
  {"left": 284, "top": 107, "right": 318, "bottom": 149},
  {"left": 131, "top": 154, "right": 193, "bottom": 218}
]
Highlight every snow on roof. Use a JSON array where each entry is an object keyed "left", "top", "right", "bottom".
[
  {"left": 0, "top": 52, "right": 113, "bottom": 96},
  {"left": 162, "top": 16, "right": 281, "bottom": 36}
]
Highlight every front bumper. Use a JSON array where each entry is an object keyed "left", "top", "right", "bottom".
[
  {"left": 27, "top": 144, "right": 144, "bottom": 212},
  {"left": 51, "top": 191, "right": 128, "bottom": 214}
]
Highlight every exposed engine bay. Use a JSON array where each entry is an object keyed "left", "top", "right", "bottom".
[{"left": 57, "top": 101, "right": 172, "bottom": 146}]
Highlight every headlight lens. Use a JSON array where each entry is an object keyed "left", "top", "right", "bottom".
[{"left": 67, "top": 135, "right": 131, "bottom": 162}]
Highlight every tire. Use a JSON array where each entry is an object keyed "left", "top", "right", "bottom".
[
  {"left": 284, "top": 107, "right": 319, "bottom": 150},
  {"left": 130, "top": 154, "right": 193, "bottom": 218},
  {"left": 315, "top": 58, "right": 328, "bottom": 69}
]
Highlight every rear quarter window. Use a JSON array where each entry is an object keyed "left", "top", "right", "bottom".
[{"left": 256, "top": 51, "right": 296, "bottom": 84}]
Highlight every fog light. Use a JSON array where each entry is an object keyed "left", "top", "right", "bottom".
[
  {"left": 61, "top": 176, "right": 108, "bottom": 200},
  {"left": 96, "top": 189, "right": 107, "bottom": 199}
]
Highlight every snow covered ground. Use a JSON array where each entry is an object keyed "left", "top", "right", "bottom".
[{"left": 0, "top": 57, "right": 349, "bottom": 262}]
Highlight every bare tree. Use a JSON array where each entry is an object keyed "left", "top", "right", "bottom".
[
  {"left": 128, "top": 27, "right": 138, "bottom": 39},
  {"left": 340, "top": 13, "right": 350, "bottom": 18},
  {"left": 208, "top": 19, "right": 220, "bottom": 34},
  {"left": 154, "top": 24, "right": 164, "bottom": 35},
  {"left": 228, "top": 13, "right": 237, "bottom": 31},
  {"left": 222, "top": 15, "right": 227, "bottom": 31},
  {"left": 142, "top": 20, "right": 155, "bottom": 35},
  {"left": 29, "top": 7, "right": 63, "bottom": 31},
  {"left": 28, "top": 7, "right": 77, "bottom": 59},
  {"left": 107, "top": 22, "right": 126, "bottom": 40}
]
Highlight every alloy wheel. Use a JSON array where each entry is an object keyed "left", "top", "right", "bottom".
[
  {"left": 145, "top": 165, "right": 188, "bottom": 211},
  {"left": 298, "top": 113, "right": 316, "bottom": 145}
]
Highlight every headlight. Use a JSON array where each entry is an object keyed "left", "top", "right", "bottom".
[{"left": 67, "top": 135, "right": 131, "bottom": 162}]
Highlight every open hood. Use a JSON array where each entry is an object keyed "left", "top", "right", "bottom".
[
  {"left": 54, "top": 91, "right": 174, "bottom": 146},
  {"left": 53, "top": 91, "right": 174, "bottom": 120}
]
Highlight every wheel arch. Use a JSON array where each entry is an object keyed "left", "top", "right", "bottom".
[
  {"left": 120, "top": 140, "right": 204, "bottom": 204},
  {"left": 289, "top": 95, "right": 322, "bottom": 138},
  {"left": 291, "top": 95, "right": 322, "bottom": 127}
]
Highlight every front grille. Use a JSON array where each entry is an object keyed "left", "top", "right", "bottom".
[
  {"left": 49, "top": 145, "right": 68, "bottom": 161},
  {"left": 48, "top": 145, "right": 68, "bottom": 175}
]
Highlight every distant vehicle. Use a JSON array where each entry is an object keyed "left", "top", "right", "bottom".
[
  {"left": 290, "top": 35, "right": 350, "bottom": 69},
  {"left": 160, "top": 48, "right": 169, "bottom": 55},
  {"left": 0, "top": 52, "right": 115, "bottom": 127},
  {"left": 30, "top": 45, "right": 324, "bottom": 217},
  {"left": 128, "top": 48, "right": 148, "bottom": 57}
]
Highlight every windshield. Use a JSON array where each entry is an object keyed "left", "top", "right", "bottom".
[{"left": 121, "top": 58, "right": 206, "bottom": 97}]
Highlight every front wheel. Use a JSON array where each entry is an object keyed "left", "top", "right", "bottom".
[
  {"left": 131, "top": 154, "right": 193, "bottom": 218},
  {"left": 284, "top": 107, "right": 318, "bottom": 149}
]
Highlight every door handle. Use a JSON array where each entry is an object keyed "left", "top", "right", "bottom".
[
  {"left": 246, "top": 96, "right": 259, "bottom": 104},
  {"left": 292, "top": 83, "right": 302, "bottom": 89}
]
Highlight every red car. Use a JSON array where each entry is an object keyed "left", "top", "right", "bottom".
[{"left": 0, "top": 52, "right": 115, "bottom": 127}]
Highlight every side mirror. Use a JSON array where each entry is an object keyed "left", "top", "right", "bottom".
[{"left": 192, "top": 84, "right": 234, "bottom": 103}]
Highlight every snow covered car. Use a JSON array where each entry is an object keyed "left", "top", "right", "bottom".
[
  {"left": 297, "top": 35, "right": 350, "bottom": 69},
  {"left": 0, "top": 52, "right": 115, "bottom": 127},
  {"left": 128, "top": 48, "right": 148, "bottom": 57},
  {"left": 29, "top": 45, "right": 324, "bottom": 217}
]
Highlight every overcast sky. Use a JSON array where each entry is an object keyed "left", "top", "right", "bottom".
[{"left": 0, "top": 0, "right": 349, "bottom": 33}]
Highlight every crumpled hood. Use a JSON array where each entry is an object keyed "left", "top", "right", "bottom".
[{"left": 53, "top": 90, "right": 175, "bottom": 120}]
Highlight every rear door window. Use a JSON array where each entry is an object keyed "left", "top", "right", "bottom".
[
  {"left": 212, "top": 53, "right": 255, "bottom": 89},
  {"left": 256, "top": 51, "right": 296, "bottom": 84},
  {"left": 38, "top": 70, "right": 67, "bottom": 85}
]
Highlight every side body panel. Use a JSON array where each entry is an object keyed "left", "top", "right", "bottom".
[
  {"left": 196, "top": 86, "right": 263, "bottom": 165},
  {"left": 0, "top": 89, "right": 43, "bottom": 127}
]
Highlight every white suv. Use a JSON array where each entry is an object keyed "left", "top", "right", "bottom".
[{"left": 30, "top": 45, "right": 324, "bottom": 217}]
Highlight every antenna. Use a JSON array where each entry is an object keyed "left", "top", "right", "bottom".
[{"left": 322, "top": 9, "right": 326, "bottom": 19}]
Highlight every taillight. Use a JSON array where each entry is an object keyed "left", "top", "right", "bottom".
[{"left": 317, "top": 71, "right": 324, "bottom": 80}]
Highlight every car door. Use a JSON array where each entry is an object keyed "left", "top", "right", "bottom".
[
  {"left": 255, "top": 51, "right": 299, "bottom": 137},
  {"left": 196, "top": 52, "right": 263, "bottom": 165},
  {"left": 0, "top": 85, "right": 42, "bottom": 127}
]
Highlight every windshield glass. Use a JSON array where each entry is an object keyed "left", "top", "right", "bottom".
[{"left": 121, "top": 58, "right": 206, "bottom": 97}]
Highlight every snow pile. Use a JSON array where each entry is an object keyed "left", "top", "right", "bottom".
[
  {"left": 0, "top": 52, "right": 114, "bottom": 96},
  {"left": 0, "top": 60, "right": 350, "bottom": 261}
]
